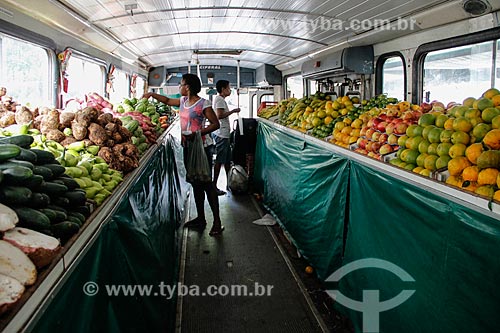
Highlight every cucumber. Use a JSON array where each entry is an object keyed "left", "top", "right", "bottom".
[
  {"left": 37, "top": 208, "right": 58, "bottom": 222},
  {"left": 55, "top": 176, "right": 80, "bottom": 190},
  {"left": 68, "top": 211, "right": 86, "bottom": 224},
  {"left": 65, "top": 190, "right": 87, "bottom": 206},
  {"left": 0, "top": 159, "right": 35, "bottom": 170},
  {"left": 14, "top": 148, "right": 38, "bottom": 163},
  {"left": 33, "top": 166, "right": 54, "bottom": 180},
  {"left": 27, "top": 192, "right": 51, "bottom": 208},
  {"left": 51, "top": 196, "right": 70, "bottom": 207},
  {"left": 51, "top": 221, "right": 80, "bottom": 242},
  {"left": 39, "top": 182, "right": 68, "bottom": 195},
  {"left": 30, "top": 149, "right": 56, "bottom": 164},
  {"left": 41, "top": 208, "right": 67, "bottom": 223},
  {"left": 0, "top": 144, "right": 21, "bottom": 162},
  {"left": 73, "top": 205, "right": 91, "bottom": 217},
  {"left": 47, "top": 204, "right": 67, "bottom": 214},
  {"left": 24, "top": 175, "right": 44, "bottom": 190},
  {"left": 2, "top": 166, "right": 33, "bottom": 184},
  {"left": 43, "top": 163, "right": 66, "bottom": 177},
  {"left": 13, "top": 207, "right": 51, "bottom": 231},
  {"left": 0, "top": 186, "right": 32, "bottom": 205},
  {"left": 66, "top": 215, "right": 83, "bottom": 226},
  {"left": 0, "top": 135, "right": 34, "bottom": 148}
]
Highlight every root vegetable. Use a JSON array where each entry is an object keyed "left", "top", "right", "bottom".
[
  {"left": 60, "top": 136, "right": 78, "bottom": 146},
  {"left": 46, "top": 129, "right": 66, "bottom": 142},
  {"left": 59, "top": 111, "right": 75, "bottom": 128},
  {"left": 0, "top": 112, "right": 16, "bottom": 127},
  {"left": 71, "top": 121, "right": 88, "bottom": 141},
  {"left": 88, "top": 123, "right": 108, "bottom": 145},
  {"left": 97, "top": 113, "right": 113, "bottom": 127},
  {"left": 15, "top": 106, "right": 33, "bottom": 125}
]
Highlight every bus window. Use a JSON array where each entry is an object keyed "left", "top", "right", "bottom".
[
  {"left": 65, "top": 55, "right": 105, "bottom": 105},
  {"left": 309, "top": 80, "right": 318, "bottom": 95},
  {"left": 109, "top": 69, "right": 129, "bottom": 103},
  {"left": 226, "top": 89, "right": 249, "bottom": 118},
  {"left": 381, "top": 56, "right": 405, "bottom": 101},
  {"left": 0, "top": 34, "right": 52, "bottom": 107},
  {"left": 136, "top": 76, "right": 146, "bottom": 98},
  {"left": 423, "top": 41, "right": 493, "bottom": 105},
  {"left": 286, "top": 75, "right": 303, "bottom": 98}
]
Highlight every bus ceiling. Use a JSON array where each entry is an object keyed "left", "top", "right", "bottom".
[{"left": 2, "top": 0, "right": 500, "bottom": 72}]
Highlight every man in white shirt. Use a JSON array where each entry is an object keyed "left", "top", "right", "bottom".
[{"left": 212, "top": 80, "right": 240, "bottom": 195}]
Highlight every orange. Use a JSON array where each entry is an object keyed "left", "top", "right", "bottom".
[
  {"left": 451, "top": 131, "right": 470, "bottom": 145},
  {"left": 452, "top": 117, "right": 473, "bottom": 132},
  {"left": 491, "top": 115, "right": 500, "bottom": 129},
  {"left": 492, "top": 94, "right": 500, "bottom": 107},
  {"left": 305, "top": 266, "right": 314, "bottom": 274},
  {"left": 448, "top": 143, "right": 467, "bottom": 158},
  {"left": 494, "top": 190, "right": 500, "bottom": 202},
  {"left": 477, "top": 168, "right": 499, "bottom": 185},
  {"left": 462, "top": 97, "right": 476, "bottom": 108},
  {"left": 475, "top": 185, "right": 495, "bottom": 199},
  {"left": 482, "top": 88, "right": 500, "bottom": 99}
]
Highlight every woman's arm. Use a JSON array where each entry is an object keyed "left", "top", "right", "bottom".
[
  {"left": 216, "top": 107, "right": 240, "bottom": 119},
  {"left": 202, "top": 107, "right": 221, "bottom": 135},
  {"left": 142, "top": 92, "right": 180, "bottom": 107}
]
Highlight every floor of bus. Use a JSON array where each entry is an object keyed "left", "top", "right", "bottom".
[{"left": 176, "top": 176, "right": 353, "bottom": 333}]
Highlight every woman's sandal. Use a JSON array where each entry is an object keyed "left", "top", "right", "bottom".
[
  {"left": 184, "top": 217, "right": 207, "bottom": 228},
  {"left": 209, "top": 226, "right": 225, "bottom": 236}
]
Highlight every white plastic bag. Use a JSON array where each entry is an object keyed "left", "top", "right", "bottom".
[
  {"left": 228, "top": 165, "right": 248, "bottom": 193},
  {"left": 252, "top": 213, "right": 276, "bottom": 226}
]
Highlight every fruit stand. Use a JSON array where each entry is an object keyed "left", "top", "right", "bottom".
[
  {"left": 254, "top": 118, "right": 500, "bottom": 333},
  {"left": 0, "top": 125, "right": 188, "bottom": 332}
]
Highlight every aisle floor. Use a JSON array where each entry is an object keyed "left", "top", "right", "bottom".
[{"left": 177, "top": 182, "right": 325, "bottom": 332}]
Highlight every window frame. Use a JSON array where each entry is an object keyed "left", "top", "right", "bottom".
[
  {"left": 375, "top": 52, "right": 407, "bottom": 101},
  {"left": 413, "top": 26, "right": 500, "bottom": 104},
  {"left": 283, "top": 72, "right": 304, "bottom": 99}
]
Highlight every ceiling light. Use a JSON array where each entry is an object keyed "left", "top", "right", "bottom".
[{"left": 193, "top": 50, "right": 243, "bottom": 55}]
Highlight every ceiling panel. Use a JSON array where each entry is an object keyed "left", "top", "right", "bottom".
[{"left": 49, "top": 0, "right": 455, "bottom": 68}]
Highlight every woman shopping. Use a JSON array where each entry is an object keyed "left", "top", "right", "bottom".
[{"left": 142, "top": 74, "right": 224, "bottom": 236}]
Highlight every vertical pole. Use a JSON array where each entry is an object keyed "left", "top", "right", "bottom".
[
  {"left": 237, "top": 60, "right": 243, "bottom": 134},
  {"left": 188, "top": 61, "right": 191, "bottom": 74}
]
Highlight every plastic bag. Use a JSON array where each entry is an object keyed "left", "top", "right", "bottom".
[
  {"left": 185, "top": 131, "right": 212, "bottom": 183},
  {"left": 252, "top": 213, "right": 276, "bottom": 226},
  {"left": 228, "top": 164, "right": 248, "bottom": 193}
]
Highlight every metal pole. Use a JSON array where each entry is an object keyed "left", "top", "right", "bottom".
[
  {"left": 237, "top": 60, "right": 243, "bottom": 134},
  {"left": 188, "top": 61, "right": 191, "bottom": 74}
]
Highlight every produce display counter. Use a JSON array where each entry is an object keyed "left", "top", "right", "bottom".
[
  {"left": 1, "top": 122, "right": 189, "bottom": 333},
  {"left": 255, "top": 119, "right": 500, "bottom": 333}
]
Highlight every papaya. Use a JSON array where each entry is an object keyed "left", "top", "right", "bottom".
[
  {"left": 482, "top": 129, "right": 500, "bottom": 150},
  {"left": 476, "top": 150, "right": 500, "bottom": 169}
]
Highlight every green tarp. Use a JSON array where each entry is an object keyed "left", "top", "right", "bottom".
[
  {"left": 255, "top": 121, "right": 500, "bottom": 332},
  {"left": 254, "top": 122, "right": 349, "bottom": 279},
  {"left": 339, "top": 162, "right": 500, "bottom": 333},
  {"left": 33, "top": 136, "right": 187, "bottom": 333}
]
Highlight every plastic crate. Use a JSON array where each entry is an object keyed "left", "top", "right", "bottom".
[{"left": 257, "top": 101, "right": 278, "bottom": 114}]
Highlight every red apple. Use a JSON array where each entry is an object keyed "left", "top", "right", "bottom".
[
  {"left": 367, "top": 118, "right": 375, "bottom": 128},
  {"left": 379, "top": 114, "right": 388, "bottom": 120},
  {"left": 358, "top": 138, "right": 368, "bottom": 149},
  {"left": 379, "top": 143, "right": 394, "bottom": 155},
  {"left": 411, "top": 110, "right": 423, "bottom": 119},
  {"left": 377, "top": 121, "right": 388, "bottom": 133},
  {"left": 401, "top": 111, "right": 414, "bottom": 121},
  {"left": 378, "top": 133, "right": 389, "bottom": 144},
  {"left": 392, "top": 118, "right": 403, "bottom": 124},
  {"left": 372, "top": 117, "right": 383, "bottom": 128},
  {"left": 354, "top": 148, "right": 368, "bottom": 155},
  {"left": 387, "top": 133, "right": 399, "bottom": 145}
]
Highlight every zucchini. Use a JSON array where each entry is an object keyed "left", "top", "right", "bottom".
[
  {"left": 33, "top": 166, "right": 54, "bottom": 180},
  {"left": 39, "top": 229, "right": 55, "bottom": 237},
  {"left": 30, "top": 149, "right": 56, "bottom": 165},
  {"left": 73, "top": 205, "right": 91, "bottom": 217},
  {"left": 39, "top": 182, "right": 68, "bottom": 195},
  {"left": 0, "top": 186, "right": 32, "bottom": 205},
  {"left": 0, "top": 144, "right": 21, "bottom": 162},
  {"left": 65, "top": 190, "right": 87, "bottom": 206},
  {"left": 43, "top": 163, "right": 66, "bottom": 177},
  {"left": 28, "top": 192, "right": 51, "bottom": 208},
  {"left": 2, "top": 166, "right": 33, "bottom": 184},
  {"left": 55, "top": 176, "right": 80, "bottom": 190},
  {"left": 24, "top": 175, "right": 44, "bottom": 190},
  {"left": 51, "top": 221, "right": 80, "bottom": 243},
  {"left": 0, "top": 159, "right": 34, "bottom": 170},
  {"left": 14, "top": 148, "right": 38, "bottom": 163},
  {"left": 13, "top": 207, "right": 51, "bottom": 231},
  {"left": 0, "top": 135, "right": 34, "bottom": 148}
]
